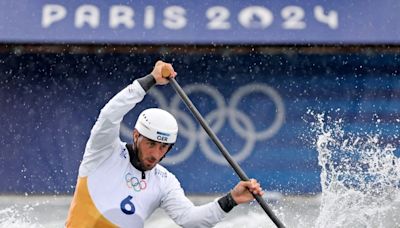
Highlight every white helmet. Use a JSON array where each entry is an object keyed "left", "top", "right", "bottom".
[{"left": 134, "top": 108, "right": 178, "bottom": 144}]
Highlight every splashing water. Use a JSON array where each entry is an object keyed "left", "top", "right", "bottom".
[
  {"left": 310, "top": 112, "right": 400, "bottom": 228},
  {"left": 1, "top": 112, "right": 399, "bottom": 228},
  {"left": 0, "top": 204, "right": 43, "bottom": 228}
]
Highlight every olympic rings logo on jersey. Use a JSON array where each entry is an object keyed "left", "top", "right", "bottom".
[
  {"left": 121, "top": 83, "right": 285, "bottom": 165},
  {"left": 125, "top": 173, "right": 147, "bottom": 192}
]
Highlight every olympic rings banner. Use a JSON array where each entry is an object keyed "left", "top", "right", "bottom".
[
  {"left": 121, "top": 83, "right": 285, "bottom": 166},
  {"left": 1, "top": 0, "right": 400, "bottom": 44},
  {"left": 1, "top": 53, "right": 400, "bottom": 194}
]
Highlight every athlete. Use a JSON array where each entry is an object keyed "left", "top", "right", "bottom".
[{"left": 66, "top": 60, "right": 264, "bottom": 227}]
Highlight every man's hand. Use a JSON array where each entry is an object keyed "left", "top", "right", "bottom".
[
  {"left": 230, "top": 179, "right": 264, "bottom": 204},
  {"left": 151, "top": 60, "right": 177, "bottom": 85}
]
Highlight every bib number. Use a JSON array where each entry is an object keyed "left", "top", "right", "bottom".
[{"left": 120, "top": 195, "right": 135, "bottom": 215}]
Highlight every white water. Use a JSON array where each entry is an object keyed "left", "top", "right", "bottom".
[
  {"left": 0, "top": 202, "right": 42, "bottom": 228},
  {"left": 310, "top": 112, "right": 400, "bottom": 228},
  {"left": 1, "top": 112, "right": 399, "bottom": 227}
]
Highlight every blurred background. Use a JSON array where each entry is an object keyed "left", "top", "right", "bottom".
[{"left": 0, "top": 0, "right": 399, "bottom": 227}]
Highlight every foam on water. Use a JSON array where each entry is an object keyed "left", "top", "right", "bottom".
[
  {"left": 0, "top": 204, "right": 42, "bottom": 228},
  {"left": 310, "top": 111, "right": 400, "bottom": 228}
]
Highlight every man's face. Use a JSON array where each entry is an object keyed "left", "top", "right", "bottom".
[{"left": 133, "top": 130, "right": 170, "bottom": 170}]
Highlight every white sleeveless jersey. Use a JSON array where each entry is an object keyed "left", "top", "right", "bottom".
[{"left": 66, "top": 80, "right": 227, "bottom": 227}]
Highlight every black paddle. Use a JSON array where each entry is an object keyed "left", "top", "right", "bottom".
[{"left": 162, "top": 67, "right": 286, "bottom": 228}]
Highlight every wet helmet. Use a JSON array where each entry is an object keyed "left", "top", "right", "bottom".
[{"left": 134, "top": 108, "right": 178, "bottom": 144}]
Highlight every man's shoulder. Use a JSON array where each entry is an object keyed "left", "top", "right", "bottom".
[
  {"left": 153, "top": 164, "right": 182, "bottom": 190},
  {"left": 153, "top": 164, "right": 175, "bottom": 180},
  {"left": 117, "top": 141, "right": 129, "bottom": 160}
]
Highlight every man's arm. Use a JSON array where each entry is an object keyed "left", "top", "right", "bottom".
[
  {"left": 160, "top": 174, "right": 227, "bottom": 228},
  {"left": 79, "top": 61, "right": 177, "bottom": 177},
  {"left": 161, "top": 175, "right": 264, "bottom": 227},
  {"left": 78, "top": 80, "right": 147, "bottom": 177}
]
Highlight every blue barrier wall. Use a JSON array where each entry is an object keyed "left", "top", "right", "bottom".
[{"left": 1, "top": 52, "right": 399, "bottom": 194}]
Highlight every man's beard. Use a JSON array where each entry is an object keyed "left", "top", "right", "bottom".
[
  {"left": 136, "top": 145, "right": 156, "bottom": 171},
  {"left": 129, "top": 143, "right": 147, "bottom": 171}
]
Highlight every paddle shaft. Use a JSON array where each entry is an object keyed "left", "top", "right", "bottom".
[{"left": 167, "top": 77, "right": 285, "bottom": 228}]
